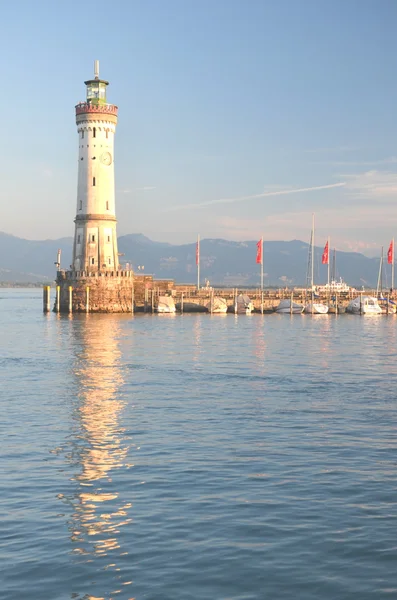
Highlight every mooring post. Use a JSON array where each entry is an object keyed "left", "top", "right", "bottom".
[
  {"left": 68, "top": 286, "right": 73, "bottom": 313},
  {"left": 85, "top": 286, "right": 90, "bottom": 313},
  {"left": 144, "top": 287, "right": 148, "bottom": 313},
  {"left": 151, "top": 288, "right": 155, "bottom": 313},
  {"left": 181, "top": 292, "right": 184, "bottom": 314},
  {"left": 43, "top": 285, "right": 51, "bottom": 313},
  {"left": 335, "top": 292, "right": 338, "bottom": 315},
  {"left": 360, "top": 293, "right": 363, "bottom": 315},
  {"left": 55, "top": 285, "right": 60, "bottom": 313}
]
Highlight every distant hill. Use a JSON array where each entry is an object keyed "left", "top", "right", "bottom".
[{"left": 0, "top": 231, "right": 382, "bottom": 287}]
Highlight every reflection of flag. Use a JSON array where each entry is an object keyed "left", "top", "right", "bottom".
[
  {"left": 256, "top": 239, "right": 262, "bottom": 264},
  {"left": 388, "top": 240, "right": 394, "bottom": 264},
  {"left": 322, "top": 241, "right": 329, "bottom": 265},
  {"left": 196, "top": 238, "right": 200, "bottom": 265}
]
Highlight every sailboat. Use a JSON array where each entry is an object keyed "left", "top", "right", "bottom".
[
  {"left": 376, "top": 246, "right": 396, "bottom": 314},
  {"left": 304, "top": 214, "right": 328, "bottom": 314}
]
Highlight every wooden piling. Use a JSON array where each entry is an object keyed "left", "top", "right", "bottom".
[
  {"left": 55, "top": 285, "right": 60, "bottom": 313},
  {"left": 144, "top": 288, "right": 148, "bottom": 312},
  {"left": 68, "top": 286, "right": 73, "bottom": 313},
  {"left": 85, "top": 286, "right": 90, "bottom": 313},
  {"left": 43, "top": 285, "right": 51, "bottom": 313}
]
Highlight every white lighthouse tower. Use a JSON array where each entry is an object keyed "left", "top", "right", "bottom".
[{"left": 72, "top": 60, "right": 119, "bottom": 272}]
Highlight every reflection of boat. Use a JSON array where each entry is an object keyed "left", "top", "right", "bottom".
[
  {"left": 346, "top": 296, "right": 382, "bottom": 315},
  {"left": 275, "top": 299, "right": 304, "bottom": 314},
  {"left": 206, "top": 296, "right": 228, "bottom": 313},
  {"left": 155, "top": 296, "right": 176, "bottom": 313},
  {"left": 235, "top": 294, "right": 254, "bottom": 314},
  {"left": 304, "top": 302, "right": 329, "bottom": 314}
]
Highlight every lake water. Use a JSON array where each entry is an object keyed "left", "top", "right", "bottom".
[{"left": 1, "top": 288, "right": 397, "bottom": 600}]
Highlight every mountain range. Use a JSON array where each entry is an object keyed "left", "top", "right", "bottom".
[{"left": 0, "top": 231, "right": 384, "bottom": 288}]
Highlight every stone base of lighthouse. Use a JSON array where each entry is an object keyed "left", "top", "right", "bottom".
[{"left": 55, "top": 270, "right": 134, "bottom": 313}]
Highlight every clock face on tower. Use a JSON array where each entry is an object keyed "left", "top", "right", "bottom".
[{"left": 101, "top": 152, "right": 112, "bottom": 166}]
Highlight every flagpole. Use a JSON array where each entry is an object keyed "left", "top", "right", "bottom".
[
  {"left": 261, "top": 236, "right": 264, "bottom": 291},
  {"left": 392, "top": 237, "right": 395, "bottom": 292},
  {"left": 197, "top": 234, "right": 200, "bottom": 291}
]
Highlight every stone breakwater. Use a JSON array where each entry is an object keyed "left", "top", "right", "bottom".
[{"left": 47, "top": 273, "right": 395, "bottom": 314}]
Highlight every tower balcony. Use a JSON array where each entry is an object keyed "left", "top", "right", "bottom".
[{"left": 75, "top": 102, "right": 118, "bottom": 125}]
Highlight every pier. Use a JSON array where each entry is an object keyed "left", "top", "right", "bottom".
[{"left": 45, "top": 275, "right": 397, "bottom": 315}]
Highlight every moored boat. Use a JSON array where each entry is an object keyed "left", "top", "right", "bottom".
[
  {"left": 206, "top": 296, "right": 228, "bottom": 313},
  {"left": 275, "top": 299, "right": 304, "bottom": 314},
  {"left": 304, "top": 302, "right": 329, "bottom": 314},
  {"left": 346, "top": 296, "right": 382, "bottom": 315},
  {"left": 155, "top": 296, "right": 176, "bottom": 313},
  {"left": 235, "top": 294, "right": 254, "bottom": 314}
]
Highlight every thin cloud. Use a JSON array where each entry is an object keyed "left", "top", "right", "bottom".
[
  {"left": 304, "top": 146, "right": 358, "bottom": 154},
  {"left": 117, "top": 186, "right": 156, "bottom": 194},
  {"left": 164, "top": 182, "right": 346, "bottom": 212},
  {"left": 312, "top": 157, "right": 397, "bottom": 167}
]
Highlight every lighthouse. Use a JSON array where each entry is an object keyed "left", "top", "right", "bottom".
[
  {"left": 73, "top": 60, "right": 119, "bottom": 272},
  {"left": 55, "top": 62, "right": 134, "bottom": 313}
]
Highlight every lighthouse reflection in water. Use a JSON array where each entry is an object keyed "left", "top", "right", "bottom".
[{"left": 64, "top": 316, "right": 133, "bottom": 596}]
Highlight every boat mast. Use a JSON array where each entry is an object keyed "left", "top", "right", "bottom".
[
  {"left": 311, "top": 213, "right": 315, "bottom": 290},
  {"left": 327, "top": 236, "right": 330, "bottom": 288},
  {"left": 376, "top": 246, "right": 383, "bottom": 297}
]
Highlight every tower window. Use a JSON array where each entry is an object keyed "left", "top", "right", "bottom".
[
  {"left": 93, "top": 127, "right": 96, "bottom": 138},
  {"left": 91, "top": 235, "right": 95, "bottom": 242},
  {"left": 81, "top": 131, "right": 84, "bottom": 139},
  {"left": 107, "top": 235, "right": 110, "bottom": 242},
  {"left": 108, "top": 258, "right": 111, "bottom": 265},
  {"left": 77, "top": 235, "right": 81, "bottom": 243},
  {"left": 93, "top": 177, "right": 96, "bottom": 186},
  {"left": 91, "top": 258, "right": 95, "bottom": 265},
  {"left": 106, "top": 201, "right": 109, "bottom": 210},
  {"left": 79, "top": 200, "right": 82, "bottom": 210},
  {"left": 106, "top": 130, "right": 108, "bottom": 139}
]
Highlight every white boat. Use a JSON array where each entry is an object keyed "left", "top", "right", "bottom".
[
  {"left": 206, "top": 296, "right": 228, "bottom": 313},
  {"left": 235, "top": 294, "right": 254, "bottom": 314},
  {"left": 275, "top": 299, "right": 304, "bottom": 314},
  {"left": 346, "top": 296, "right": 382, "bottom": 315},
  {"left": 316, "top": 278, "right": 353, "bottom": 294},
  {"left": 155, "top": 296, "right": 176, "bottom": 313},
  {"left": 304, "top": 302, "right": 329, "bottom": 314}
]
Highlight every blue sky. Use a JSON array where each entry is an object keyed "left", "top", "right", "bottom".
[{"left": 1, "top": 0, "right": 396, "bottom": 255}]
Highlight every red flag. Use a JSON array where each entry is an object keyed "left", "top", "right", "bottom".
[
  {"left": 256, "top": 239, "right": 262, "bottom": 264},
  {"left": 388, "top": 240, "right": 394, "bottom": 264},
  {"left": 322, "top": 241, "right": 329, "bottom": 265},
  {"left": 196, "top": 239, "right": 200, "bottom": 265}
]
